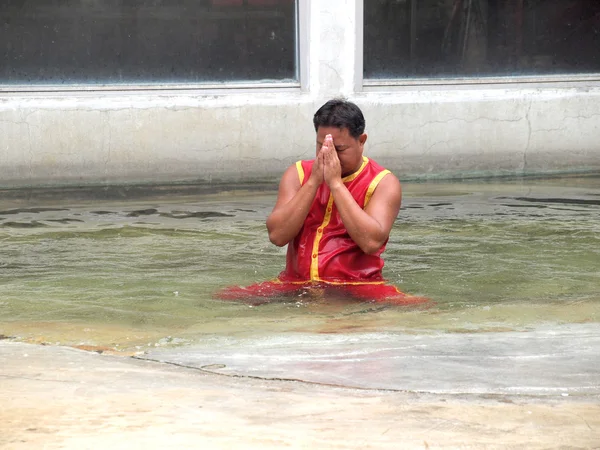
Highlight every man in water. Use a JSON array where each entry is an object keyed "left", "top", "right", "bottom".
[{"left": 217, "top": 99, "right": 426, "bottom": 304}]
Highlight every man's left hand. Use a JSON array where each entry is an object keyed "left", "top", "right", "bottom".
[{"left": 322, "top": 134, "right": 342, "bottom": 189}]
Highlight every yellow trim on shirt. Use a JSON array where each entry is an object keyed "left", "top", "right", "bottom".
[
  {"left": 342, "top": 156, "right": 369, "bottom": 183},
  {"left": 310, "top": 194, "right": 335, "bottom": 281},
  {"left": 296, "top": 161, "right": 305, "bottom": 185},
  {"left": 365, "top": 170, "right": 391, "bottom": 207}
]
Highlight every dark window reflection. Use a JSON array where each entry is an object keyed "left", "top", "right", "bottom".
[
  {"left": 0, "top": 0, "right": 297, "bottom": 85},
  {"left": 364, "top": 0, "right": 600, "bottom": 79}
]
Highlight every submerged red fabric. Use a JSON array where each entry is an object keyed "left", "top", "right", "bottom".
[{"left": 214, "top": 280, "right": 430, "bottom": 306}]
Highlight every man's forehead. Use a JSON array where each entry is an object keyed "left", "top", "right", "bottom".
[{"left": 316, "top": 126, "right": 351, "bottom": 137}]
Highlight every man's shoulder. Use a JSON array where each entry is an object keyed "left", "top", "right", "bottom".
[
  {"left": 365, "top": 158, "right": 401, "bottom": 188},
  {"left": 290, "top": 159, "right": 315, "bottom": 186},
  {"left": 295, "top": 159, "right": 315, "bottom": 172}
]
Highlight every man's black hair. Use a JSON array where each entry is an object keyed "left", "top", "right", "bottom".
[{"left": 313, "top": 99, "right": 365, "bottom": 139}]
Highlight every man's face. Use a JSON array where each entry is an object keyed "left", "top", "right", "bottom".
[{"left": 316, "top": 126, "right": 367, "bottom": 177}]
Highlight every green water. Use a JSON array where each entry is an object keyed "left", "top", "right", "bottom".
[{"left": 1, "top": 177, "right": 599, "bottom": 352}]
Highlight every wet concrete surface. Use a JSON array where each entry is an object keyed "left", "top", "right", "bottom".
[
  {"left": 2, "top": 337, "right": 599, "bottom": 449},
  {"left": 143, "top": 324, "right": 600, "bottom": 396}
]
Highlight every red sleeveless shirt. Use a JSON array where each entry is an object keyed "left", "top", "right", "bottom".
[{"left": 278, "top": 156, "right": 392, "bottom": 284}]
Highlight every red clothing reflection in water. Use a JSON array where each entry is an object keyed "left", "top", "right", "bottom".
[{"left": 215, "top": 280, "right": 429, "bottom": 306}]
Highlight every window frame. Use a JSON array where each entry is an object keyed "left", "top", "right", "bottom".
[
  {"left": 357, "top": 0, "right": 600, "bottom": 90},
  {"left": 0, "top": 0, "right": 309, "bottom": 93}
]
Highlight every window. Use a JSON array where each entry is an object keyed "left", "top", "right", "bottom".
[
  {"left": 364, "top": 0, "right": 600, "bottom": 80},
  {"left": 0, "top": 0, "right": 297, "bottom": 86}
]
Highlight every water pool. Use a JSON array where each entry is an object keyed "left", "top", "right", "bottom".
[{"left": 1, "top": 176, "right": 599, "bottom": 356}]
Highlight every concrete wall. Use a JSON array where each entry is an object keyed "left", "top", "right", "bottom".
[{"left": 1, "top": 0, "right": 599, "bottom": 188}]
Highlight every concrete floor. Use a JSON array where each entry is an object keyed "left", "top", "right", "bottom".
[{"left": 1, "top": 340, "right": 599, "bottom": 449}]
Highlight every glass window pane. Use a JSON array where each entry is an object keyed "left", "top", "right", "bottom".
[
  {"left": 0, "top": 0, "right": 297, "bottom": 86},
  {"left": 364, "top": 0, "right": 600, "bottom": 79}
]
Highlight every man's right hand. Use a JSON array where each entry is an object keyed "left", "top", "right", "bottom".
[
  {"left": 266, "top": 135, "right": 335, "bottom": 247},
  {"left": 309, "top": 136, "right": 328, "bottom": 187}
]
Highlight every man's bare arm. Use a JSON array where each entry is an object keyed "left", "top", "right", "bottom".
[{"left": 266, "top": 155, "right": 324, "bottom": 247}]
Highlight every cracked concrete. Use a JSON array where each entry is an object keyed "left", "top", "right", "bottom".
[
  {"left": 1, "top": 88, "right": 599, "bottom": 186},
  {"left": 1, "top": 340, "right": 599, "bottom": 449},
  {"left": 522, "top": 101, "right": 533, "bottom": 172}
]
